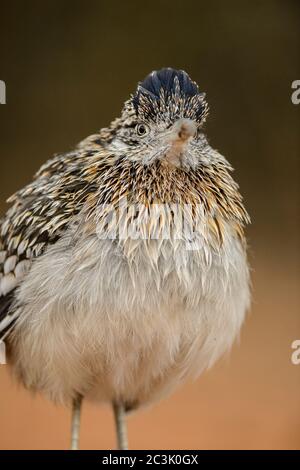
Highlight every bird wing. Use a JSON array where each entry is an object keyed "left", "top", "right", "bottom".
[{"left": 0, "top": 138, "right": 108, "bottom": 340}]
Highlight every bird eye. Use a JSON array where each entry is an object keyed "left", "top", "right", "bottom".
[{"left": 136, "top": 123, "right": 149, "bottom": 137}]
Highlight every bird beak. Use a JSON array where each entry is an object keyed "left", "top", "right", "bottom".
[{"left": 163, "top": 118, "right": 197, "bottom": 166}]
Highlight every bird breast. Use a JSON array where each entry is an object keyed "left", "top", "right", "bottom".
[{"left": 9, "top": 209, "right": 249, "bottom": 405}]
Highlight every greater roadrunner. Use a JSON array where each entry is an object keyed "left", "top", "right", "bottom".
[{"left": 0, "top": 68, "right": 250, "bottom": 450}]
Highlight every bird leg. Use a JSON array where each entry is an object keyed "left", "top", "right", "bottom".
[
  {"left": 70, "top": 394, "right": 82, "bottom": 450},
  {"left": 113, "top": 402, "right": 128, "bottom": 450}
]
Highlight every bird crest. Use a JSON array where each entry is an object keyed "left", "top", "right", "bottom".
[{"left": 132, "top": 68, "right": 209, "bottom": 123}]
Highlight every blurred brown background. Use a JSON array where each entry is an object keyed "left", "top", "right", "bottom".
[{"left": 0, "top": 0, "right": 299, "bottom": 450}]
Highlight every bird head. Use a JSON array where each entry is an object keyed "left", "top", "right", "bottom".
[{"left": 106, "top": 68, "right": 209, "bottom": 168}]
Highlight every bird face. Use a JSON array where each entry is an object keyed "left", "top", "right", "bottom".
[{"left": 108, "top": 68, "right": 209, "bottom": 168}]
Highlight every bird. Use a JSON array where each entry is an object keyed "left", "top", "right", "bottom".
[{"left": 0, "top": 68, "right": 250, "bottom": 450}]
